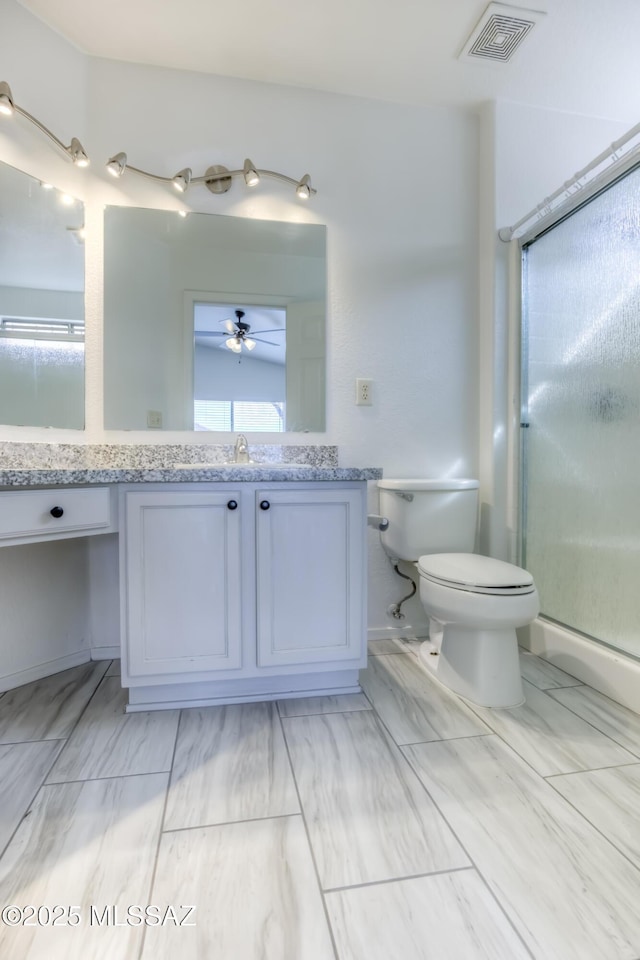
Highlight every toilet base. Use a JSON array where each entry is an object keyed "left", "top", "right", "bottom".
[{"left": 418, "top": 620, "right": 525, "bottom": 709}]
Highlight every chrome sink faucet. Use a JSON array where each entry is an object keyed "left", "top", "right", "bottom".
[{"left": 234, "top": 433, "right": 251, "bottom": 463}]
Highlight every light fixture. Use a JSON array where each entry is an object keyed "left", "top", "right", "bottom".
[
  {"left": 0, "top": 81, "right": 14, "bottom": 116},
  {"left": 172, "top": 167, "right": 192, "bottom": 193},
  {"left": 243, "top": 158, "right": 260, "bottom": 187},
  {"left": 296, "top": 174, "right": 312, "bottom": 200},
  {"left": 243, "top": 337, "right": 256, "bottom": 350},
  {"left": 0, "top": 81, "right": 90, "bottom": 166},
  {"left": 225, "top": 337, "right": 242, "bottom": 353},
  {"left": 104, "top": 152, "right": 316, "bottom": 199},
  {"left": 106, "top": 152, "right": 127, "bottom": 177}
]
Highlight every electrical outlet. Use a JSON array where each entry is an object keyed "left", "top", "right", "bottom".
[
  {"left": 356, "top": 378, "right": 373, "bottom": 406},
  {"left": 147, "top": 410, "right": 163, "bottom": 428}
]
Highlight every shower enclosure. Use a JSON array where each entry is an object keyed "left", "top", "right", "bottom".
[{"left": 520, "top": 162, "right": 640, "bottom": 662}]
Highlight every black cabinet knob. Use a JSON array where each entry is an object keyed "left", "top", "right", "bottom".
[
  {"left": 259, "top": 500, "right": 270, "bottom": 511},
  {"left": 50, "top": 506, "right": 64, "bottom": 518},
  {"left": 227, "top": 500, "right": 238, "bottom": 510}
]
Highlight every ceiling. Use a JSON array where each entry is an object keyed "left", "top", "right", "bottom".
[{"left": 17, "top": 0, "right": 640, "bottom": 123}]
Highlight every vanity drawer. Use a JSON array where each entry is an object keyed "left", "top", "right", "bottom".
[{"left": 0, "top": 487, "right": 114, "bottom": 545}]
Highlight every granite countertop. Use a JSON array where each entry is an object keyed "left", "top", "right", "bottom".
[
  {"left": 0, "top": 443, "right": 382, "bottom": 486},
  {"left": 0, "top": 465, "right": 383, "bottom": 487}
]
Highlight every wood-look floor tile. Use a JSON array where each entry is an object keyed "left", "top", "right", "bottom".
[
  {"left": 0, "top": 740, "right": 63, "bottom": 854},
  {"left": 104, "top": 660, "right": 121, "bottom": 677},
  {"left": 277, "top": 693, "right": 371, "bottom": 717},
  {"left": 360, "top": 653, "right": 490, "bottom": 744},
  {"left": 141, "top": 816, "right": 334, "bottom": 960},
  {"left": 0, "top": 662, "right": 108, "bottom": 744},
  {"left": 547, "top": 685, "right": 640, "bottom": 758},
  {"left": 282, "top": 710, "right": 469, "bottom": 889},
  {"left": 404, "top": 735, "right": 640, "bottom": 960},
  {"left": 164, "top": 702, "right": 298, "bottom": 831},
  {"left": 326, "top": 869, "right": 530, "bottom": 960},
  {"left": 46, "top": 677, "right": 179, "bottom": 782},
  {"left": 469, "top": 679, "right": 636, "bottom": 775},
  {"left": 519, "top": 650, "right": 582, "bottom": 690},
  {"left": 550, "top": 764, "right": 640, "bottom": 869},
  {"left": 0, "top": 773, "right": 168, "bottom": 960}
]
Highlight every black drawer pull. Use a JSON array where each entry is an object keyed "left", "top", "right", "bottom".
[
  {"left": 50, "top": 506, "right": 64, "bottom": 519},
  {"left": 259, "top": 500, "right": 270, "bottom": 511},
  {"left": 227, "top": 500, "right": 238, "bottom": 510}
]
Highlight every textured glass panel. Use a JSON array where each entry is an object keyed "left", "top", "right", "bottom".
[
  {"left": 0, "top": 338, "right": 84, "bottom": 429},
  {"left": 522, "top": 166, "right": 640, "bottom": 659}
]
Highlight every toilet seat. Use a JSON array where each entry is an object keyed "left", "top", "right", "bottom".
[{"left": 417, "top": 553, "right": 536, "bottom": 596}]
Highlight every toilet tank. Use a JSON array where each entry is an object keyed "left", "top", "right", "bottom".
[{"left": 377, "top": 479, "right": 480, "bottom": 561}]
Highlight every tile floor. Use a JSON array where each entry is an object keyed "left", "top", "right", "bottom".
[{"left": 0, "top": 641, "right": 639, "bottom": 958}]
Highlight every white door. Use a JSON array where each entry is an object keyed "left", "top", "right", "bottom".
[
  {"left": 123, "top": 490, "right": 243, "bottom": 678},
  {"left": 285, "top": 300, "right": 325, "bottom": 431},
  {"left": 255, "top": 487, "right": 365, "bottom": 668}
]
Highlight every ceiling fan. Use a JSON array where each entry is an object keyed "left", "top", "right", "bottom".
[{"left": 196, "top": 309, "right": 283, "bottom": 353}]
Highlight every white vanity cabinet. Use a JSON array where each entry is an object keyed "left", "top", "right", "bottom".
[
  {"left": 121, "top": 488, "right": 243, "bottom": 678},
  {"left": 119, "top": 481, "right": 367, "bottom": 710},
  {"left": 255, "top": 487, "right": 364, "bottom": 668}
]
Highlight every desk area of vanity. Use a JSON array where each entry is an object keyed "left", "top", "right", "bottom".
[{"left": 0, "top": 443, "right": 381, "bottom": 711}]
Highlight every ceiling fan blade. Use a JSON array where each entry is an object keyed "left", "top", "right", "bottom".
[
  {"left": 195, "top": 331, "right": 227, "bottom": 337},
  {"left": 252, "top": 336, "right": 280, "bottom": 346},
  {"left": 252, "top": 328, "right": 285, "bottom": 335},
  {"left": 218, "top": 318, "right": 236, "bottom": 334}
]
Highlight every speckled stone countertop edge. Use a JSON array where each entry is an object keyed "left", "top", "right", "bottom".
[{"left": 0, "top": 466, "right": 383, "bottom": 486}]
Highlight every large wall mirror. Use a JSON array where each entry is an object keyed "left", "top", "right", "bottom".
[
  {"left": 0, "top": 159, "right": 85, "bottom": 429},
  {"left": 103, "top": 206, "right": 326, "bottom": 432}
]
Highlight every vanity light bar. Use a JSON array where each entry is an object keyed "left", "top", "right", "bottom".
[
  {"left": 106, "top": 153, "right": 316, "bottom": 200},
  {"left": 0, "top": 82, "right": 89, "bottom": 167}
]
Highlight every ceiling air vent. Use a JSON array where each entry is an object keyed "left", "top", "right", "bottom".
[{"left": 459, "top": 3, "right": 546, "bottom": 64}]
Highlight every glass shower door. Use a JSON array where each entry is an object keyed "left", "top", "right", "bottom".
[{"left": 521, "top": 164, "right": 640, "bottom": 660}]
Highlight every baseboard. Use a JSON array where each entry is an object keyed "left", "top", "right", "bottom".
[
  {"left": 519, "top": 617, "right": 640, "bottom": 715},
  {"left": 90, "top": 646, "right": 120, "bottom": 661},
  {"left": 0, "top": 650, "right": 91, "bottom": 693},
  {"left": 368, "top": 624, "right": 424, "bottom": 641}
]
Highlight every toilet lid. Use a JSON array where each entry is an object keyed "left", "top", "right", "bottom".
[{"left": 418, "top": 553, "right": 536, "bottom": 595}]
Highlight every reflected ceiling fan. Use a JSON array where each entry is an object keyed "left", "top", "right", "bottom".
[{"left": 197, "top": 309, "right": 283, "bottom": 354}]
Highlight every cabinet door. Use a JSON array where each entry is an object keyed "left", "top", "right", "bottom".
[
  {"left": 256, "top": 487, "right": 365, "bottom": 668},
  {"left": 123, "top": 490, "right": 242, "bottom": 677}
]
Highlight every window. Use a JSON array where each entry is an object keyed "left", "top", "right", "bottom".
[{"left": 194, "top": 400, "right": 285, "bottom": 432}]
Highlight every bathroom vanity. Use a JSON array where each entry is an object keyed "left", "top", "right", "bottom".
[{"left": 0, "top": 450, "right": 381, "bottom": 710}]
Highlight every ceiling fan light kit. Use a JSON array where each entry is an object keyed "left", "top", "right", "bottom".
[{"left": 197, "top": 309, "right": 283, "bottom": 354}]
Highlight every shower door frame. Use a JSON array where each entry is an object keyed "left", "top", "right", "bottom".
[{"left": 512, "top": 159, "right": 640, "bottom": 660}]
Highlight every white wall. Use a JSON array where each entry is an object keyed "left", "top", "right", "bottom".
[{"left": 195, "top": 348, "right": 284, "bottom": 403}]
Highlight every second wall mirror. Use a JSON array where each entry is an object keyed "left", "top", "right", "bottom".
[{"left": 103, "top": 206, "right": 326, "bottom": 432}]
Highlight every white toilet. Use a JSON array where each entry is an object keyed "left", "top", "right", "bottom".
[{"left": 377, "top": 479, "right": 539, "bottom": 708}]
